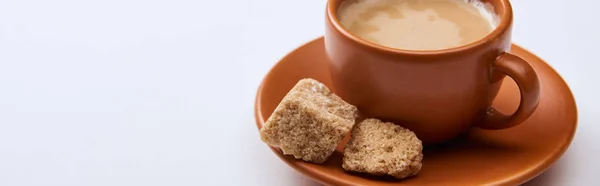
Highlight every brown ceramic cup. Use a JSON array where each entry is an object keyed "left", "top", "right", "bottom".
[{"left": 324, "top": 0, "right": 541, "bottom": 144}]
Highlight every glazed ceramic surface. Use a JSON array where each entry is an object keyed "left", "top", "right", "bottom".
[
  {"left": 325, "top": 0, "right": 540, "bottom": 143},
  {"left": 255, "top": 37, "right": 576, "bottom": 186}
]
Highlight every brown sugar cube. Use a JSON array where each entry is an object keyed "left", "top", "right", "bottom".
[
  {"left": 259, "top": 78, "right": 358, "bottom": 164},
  {"left": 343, "top": 118, "right": 423, "bottom": 179}
]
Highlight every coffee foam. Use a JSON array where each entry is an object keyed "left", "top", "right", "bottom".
[
  {"left": 466, "top": 0, "right": 500, "bottom": 29},
  {"left": 338, "top": 0, "right": 501, "bottom": 50},
  {"left": 340, "top": 0, "right": 500, "bottom": 28}
]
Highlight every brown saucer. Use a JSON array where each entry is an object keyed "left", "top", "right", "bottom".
[{"left": 254, "top": 37, "right": 577, "bottom": 186}]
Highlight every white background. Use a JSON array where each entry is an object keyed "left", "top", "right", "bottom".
[{"left": 0, "top": 0, "right": 597, "bottom": 185}]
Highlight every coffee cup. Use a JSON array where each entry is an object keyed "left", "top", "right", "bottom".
[{"left": 324, "top": 0, "right": 541, "bottom": 144}]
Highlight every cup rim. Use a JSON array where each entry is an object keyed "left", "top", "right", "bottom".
[{"left": 326, "top": 0, "right": 513, "bottom": 55}]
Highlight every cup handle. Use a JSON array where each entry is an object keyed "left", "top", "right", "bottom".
[{"left": 478, "top": 53, "right": 541, "bottom": 129}]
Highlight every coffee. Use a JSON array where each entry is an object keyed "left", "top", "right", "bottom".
[{"left": 338, "top": 0, "right": 498, "bottom": 50}]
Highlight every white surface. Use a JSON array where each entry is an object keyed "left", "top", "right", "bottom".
[{"left": 0, "top": 0, "right": 597, "bottom": 185}]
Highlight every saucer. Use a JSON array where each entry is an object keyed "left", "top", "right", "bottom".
[{"left": 254, "top": 37, "right": 577, "bottom": 185}]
